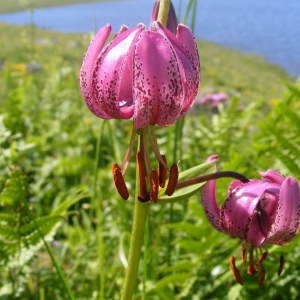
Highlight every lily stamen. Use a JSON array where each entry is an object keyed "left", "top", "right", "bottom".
[
  {"left": 247, "top": 246, "right": 256, "bottom": 275},
  {"left": 121, "top": 124, "right": 137, "bottom": 174},
  {"left": 229, "top": 256, "right": 244, "bottom": 285},
  {"left": 158, "top": 155, "right": 167, "bottom": 188},
  {"left": 258, "top": 268, "right": 266, "bottom": 286},
  {"left": 256, "top": 251, "right": 268, "bottom": 269},
  {"left": 112, "top": 163, "right": 129, "bottom": 200},
  {"left": 166, "top": 163, "right": 179, "bottom": 196},
  {"left": 150, "top": 170, "right": 159, "bottom": 203}
]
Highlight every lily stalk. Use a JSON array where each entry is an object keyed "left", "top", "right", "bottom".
[{"left": 120, "top": 130, "right": 150, "bottom": 300}]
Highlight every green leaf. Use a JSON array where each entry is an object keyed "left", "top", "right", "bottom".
[
  {"left": 153, "top": 273, "right": 190, "bottom": 290},
  {"left": 0, "top": 169, "right": 29, "bottom": 206},
  {"left": 51, "top": 187, "right": 89, "bottom": 216},
  {"left": 158, "top": 181, "right": 206, "bottom": 203},
  {"left": 178, "top": 159, "right": 218, "bottom": 181}
]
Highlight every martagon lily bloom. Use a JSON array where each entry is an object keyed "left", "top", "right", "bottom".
[
  {"left": 80, "top": 21, "right": 200, "bottom": 129},
  {"left": 201, "top": 155, "right": 300, "bottom": 285}
]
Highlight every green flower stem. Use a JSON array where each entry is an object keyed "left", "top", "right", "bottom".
[
  {"left": 121, "top": 198, "right": 149, "bottom": 300},
  {"left": 121, "top": 131, "right": 149, "bottom": 300},
  {"left": 157, "top": 0, "right": 170, "bottom": 26}
]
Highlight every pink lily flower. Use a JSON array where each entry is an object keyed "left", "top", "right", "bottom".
[
  {"left": 199, "top": 92, "right": 228, "bottom": 109},
  {"left": 201, "top": 155, "right": 300, "bottom": 284},
  {"left": 80, "top": 21, "right": 200, "bottom": 128}
]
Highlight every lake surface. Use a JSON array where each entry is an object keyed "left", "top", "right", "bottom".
[{"left": 0, "top": 0, "right": 299, "bottom": 77}]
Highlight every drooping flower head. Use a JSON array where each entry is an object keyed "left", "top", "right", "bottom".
[
  {"left": 80, "top": 21, "right": 200, "bottom": 129},
  {"left": 201, "top": 155, "right": 300, "bottom": 285}
]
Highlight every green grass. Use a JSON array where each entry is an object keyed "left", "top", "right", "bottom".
[
  {"left": 199, "top": 40, "right": 291, "bottom": 101},
  {"left": 0, "top": 19, "right": 299, "bottom": 300},
  {"left": 0, "top": 0, "right": 120, "bottom": 13}
]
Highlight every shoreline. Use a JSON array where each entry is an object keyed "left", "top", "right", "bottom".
[
  {"left": 0, "top": 21, "right": 291, "bottom": 104},
  {"left": 0, "top": 0, "right": 124, "bottom": 14}
]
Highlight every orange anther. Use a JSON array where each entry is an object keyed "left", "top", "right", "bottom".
[
  {"left": 150, "top": 170, "right": 159, "bottom": 203},
  {"left": 112, "top": 163, "right": 129, "bottom": 200},
  {"left": 158, "top": 155, "right": 167, "bottom": 188},
  {"left": 256, "top": 251, "right": 268, "bottom": 269},
  {"left": 229, "top": 256, "right": 244, "bottom": 285},
  {"left": 165, "top": 163, "right": 179, "bottom": 196},
  {"left": 258, "top": 269, "right": 266, "bottom": 286},
  {"left": 247, "top": 247, "right": 256, "bottom": 275}
]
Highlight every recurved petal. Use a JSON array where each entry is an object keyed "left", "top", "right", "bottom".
[
  {"left": 176, "top": 24, "right": 199, "bottom": 61},
  {"left": 260, "top": 169, "right": 285, "bottom": 184},
  {"left": 80, "top": 24, "right": 111, "bottom": 118},
  {"left": 133, "top": 27, "right": 184, "bottom": 128},
  {"left": 266, "top": 177, "right": 300, "bottom": 245},
  {"left": 228, "top": 179, "right": 244, "bottom": 196},
  {"left": 201, "top": 179, "right": 223, "bottom": 232},
  {"left": 157, "top": 23, "right": 200, "bottom": 113},
  {"left": 91, "top": 24, "right": 144, "bottom": 119}
]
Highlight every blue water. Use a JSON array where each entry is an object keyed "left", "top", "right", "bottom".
[{"left": 0, "top": 0, "right": 299, "bottom": 76}]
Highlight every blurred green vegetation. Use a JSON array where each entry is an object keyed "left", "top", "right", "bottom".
[
  {"left": 0, "top": 0, "right": 115, "bottom": 13},
  {"left": 0, "top": 18, "right": 299, "bottom": 300}
]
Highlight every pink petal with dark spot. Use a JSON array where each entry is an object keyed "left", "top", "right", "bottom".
[
  {"left": 260, "top": 169, "right": 285, "bottom": 184},
  {"left": 80, "top": 24, "right": 111, "bottom": 118},
  {"left": 266, "top": 177, "right": 300, "bottom": 245},
  {"left": 200, "top": 155, "right": 223, "bottom": 231},
  {"left": 133, "top": 27, "right": 183, "bottom": 128},
  {"left": 247, "top": 189, "right": 279, "bottom": 246},
  {"left": 91, "top": 25, "right": 144, "bottom": 119},
  {"left": 227, "top": 179, "right": 244, "bottom": 196},
  {"left": 156, "top": 23, "right": 200, "bottom": 113},
  {"left": 221, "top": 181, "right": 270, "bottom": 240},
  {"left": 201, "top": 179, "right": 223, "bottom": 232}
]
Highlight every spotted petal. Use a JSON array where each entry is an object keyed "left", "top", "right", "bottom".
[
  {"left": 265, "top": 177, "right": 300, "bottom": 245},
  {"left": 260, "top": 169, "right": 285, "bottom": 184},
  {"left": 80, "top": 24, "right": 111, "bottom": 118},
  {"left": 246, "top": 188, "right": 279, "bottom": 246},
  {"left": 221, "top": 181, "right": 265, "bottom": 240},
  {"left": 200, "top": 155, "right": 223, "bottom": 232},
  {"left": 92, "top": 25, "right": 144, "bottom": 119},
  {"left": 133, "top": 24, "right": 184, "bottom": 128},
  {"left": 201, "top": 179, "right": 223, "bottom": 232},
  {"left": 156, "top": 23, "right": 200, "bottom": 114}
]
